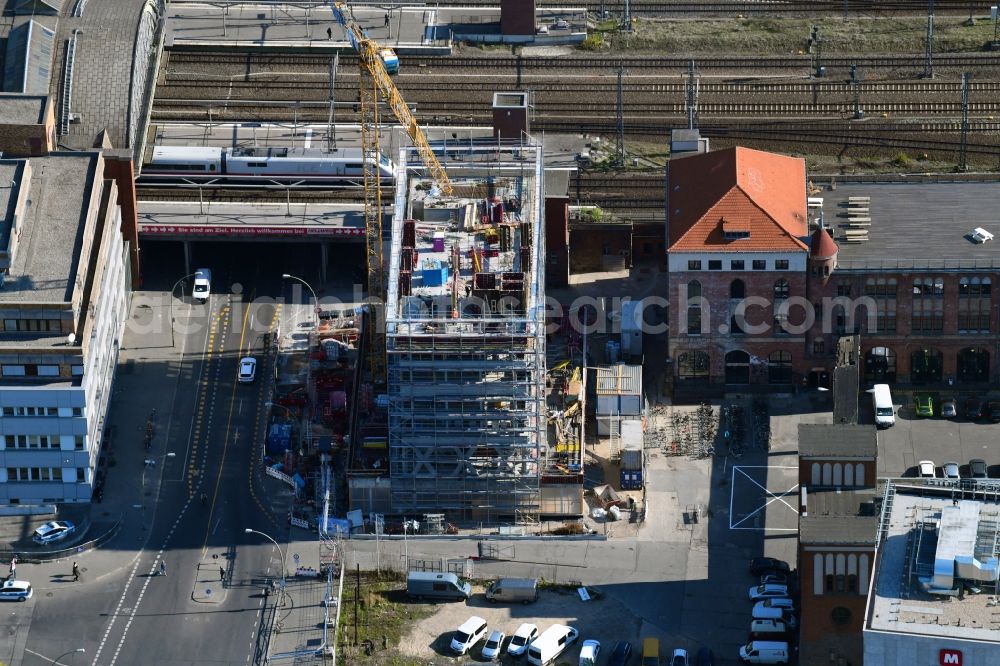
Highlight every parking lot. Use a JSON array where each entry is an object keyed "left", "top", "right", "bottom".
[
  {"left": 396, "top": 585, "right": 645, "bottom": 664},
  {"left": 870, "top": 391, "right": 1000, "bottom": 479}
]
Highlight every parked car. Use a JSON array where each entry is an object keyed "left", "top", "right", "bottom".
[
  {"left": 608, "top": 641, "right": 633, "bottom": 666},
  {"left": 482, "top": 630, "right": 506, "bottom": 661},
  {"left": 553, "top": 19, "right": 570, "bottom": 29},
  {"left": 749, "top": 558, "right": 790, "bottom": 576},
  {"left": 760, "top": 573, "right": 788, "bottom": 586},
  {"left": 749, "top": 583, "right": 789, "bottom": 600},
  {"left": 450, "top": 616, "right": 488, "bottom": 655},
  {"left": 671, "top": 648, "right": 690, "bottom": 666},
  {"left": 695, "top": 647, "right": 715, "bottom": 666},
  {"left": 237, "top": 356, "right": 257, "bottom": 383},
  {"left": 964, "top": 396, "right": 984, "bottom": 420},
  {"left": 750, "top": 619, "right": 790, "bottom": 638},
  {"left": 32, "top": 520, "right": 76, "bottom": 545},
  {"left": 918, "top": 460, "right": 936, "bottom": 478},
  {"left": 943, "top": 461, "right": 961, "bottom": 480},
  {"left": 753, "top": 598, "right": 795, "bottom": 613},
  {"left": 0, "top": 580, "right": 32, "bottom": 601},
  {"left": 988, "top": 400, "right": 1000, "bottom": 423},
  {"left": 969, "top": 459, "right": 988, "bottom": 479},
  {"left": 914, "top": 393, "right": 934, "bottom": 417},
  {"left": 507, "top": 623, "right": 539, "bottom": 657},
  {"left": 579, "top": 640, "right": 601, "bottom": 666},
  {"left": 940, "top": 398, "right": 957, "bottom": 418}
]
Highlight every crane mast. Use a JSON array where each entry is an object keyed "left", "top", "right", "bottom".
[{"left": 330, "top": 2, "right": 453, "bottom": 384}]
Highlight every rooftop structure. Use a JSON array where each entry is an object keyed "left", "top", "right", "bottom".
[
  {"left": 2, "top": 20, "right": 55, "bottom": 95},
  {"left": 865, "top": 484, "right": 1000, "bottom": 662},
  {"left": 799, "top": 423, "right": 877, "bottom": 459},
  {"left": 384, "top": 140, "right": 551, "bottom": 522}
]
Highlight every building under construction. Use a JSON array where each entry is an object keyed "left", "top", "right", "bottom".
[{"left": 383, "top": 138, "right": 550, "bottom": 523}]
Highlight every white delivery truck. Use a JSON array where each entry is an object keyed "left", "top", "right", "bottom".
[{"left": 871, "top": 384, "right": 895, "bottom": 428}]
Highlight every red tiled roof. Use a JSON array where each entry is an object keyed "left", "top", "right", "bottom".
[
  {"left": 668, "top": 147, "right": 808, "bottom": 253},
  {"left": 810, "top": 225, "right": 839, "bottom": 259}
]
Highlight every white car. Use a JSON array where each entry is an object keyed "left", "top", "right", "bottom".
[
  {"left": 192, "top": 268, "right": 211, "bottom": 302},
  {"left": 753, "top": 598, "right": 795, "bottom": 613},
  {"left": 0, "top": 580, "right": 32, "bottom": 601},
  {"left": 32, "top": 520, "right": 76, "bottom": 545},
  {"left": 579, "top": 639, "right": 601, "bottom": 666},
  {"left": 507, "top": 623, "right": 538, "bottom": 657},
  {"left": 482, "top": 630, "right": 505, "bottom": 661},
  {"left": 238, "top": 357, "right": 257, "bottom": 383},
  {"left": 748, "top": 583, "right": 789, "bottom": 600},
  {"left": 918, "top": 460, "right": 937, "bottom": 478},
  {"left": 970, "top": 227, "right": 994, "bottom": 243},
  {"left": 450, "top": 616, "right": 488, "bottom": 655}
]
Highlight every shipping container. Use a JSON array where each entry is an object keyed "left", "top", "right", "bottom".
[
  {"left": 621, "top": 448, "right": 643, "bottom": 471},
  {"left": 620, "top": 469, "right": 643, "bottom": 490}
]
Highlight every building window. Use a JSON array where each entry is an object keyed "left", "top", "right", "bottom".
[
  {"left": 687, "top": 281, "right": 703, "bottom": 335},
  {"left": 730, "top": 315, "right": 745, "bottom": 335},
  {"left": 730, "top": 279, "right": 745, "bottom": 299},
  {"left": 2, "top": 365, "right": 25, "bottom": 376},
  {"left": 677, "top": 351, "right": 710, "bottom": 380},
  {"left": 831, "top": 607, "right": 852, "bottom": 625},
  {"left": 731, "top": 260, "right": 744, "bottom": 270},
  {"left": 37, "top": 365, "right": 60, "bottom": 377},
  {"left": 775, "top": 259, "right": 789, "bottom": 270},
  {"left": 773, "top": 279, "right": 789, "bottom": 300},
  {"left": 911, "top": 277, "right": 944, "bottom": 334},
  {"left": 752, "top": 260, "right": 766, "bottom": 270},
  {"left": 708, "top": 260, "right": 722, "bottom": 271},
  {"left": 813, "top": 339, "right": 825, "bottom": 355},
  {"left": 866, "top": 278, "right": 898, "bottom": 334},
  {"left": 768, "top": 351, "right": 792, "bottom": 384},
  {"left": 688, "top": 260, "right": 702, "bottom": 270},
  {"left": 958, "top": 277, "right": 991, "bottom": 333}
]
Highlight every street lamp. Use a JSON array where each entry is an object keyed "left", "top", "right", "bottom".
[
  {"left": 53, "top": 648, "right": 85, "bottom": 663},
  {"left": 281, "top": 273, "right": 319, "bottom": 328},
  {"left": 141, "top": 452, "right": 176, "bottom": 511},
  {"left": 244, "top": 528, "right": 287, "bottom": 590},
  {"left": 169, "top": 272, "right": 198, "bottom": 348}
]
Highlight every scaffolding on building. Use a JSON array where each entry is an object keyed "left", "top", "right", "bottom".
[{"left": 383, "top": 141, "right": 547, "bottom": 523}]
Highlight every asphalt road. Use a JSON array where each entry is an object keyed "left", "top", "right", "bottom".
[{"left": 17, "top": 275, "right": 289, "bottom": 666}]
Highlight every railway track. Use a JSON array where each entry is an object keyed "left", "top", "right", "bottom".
[{"left": 411, "top": 0, "right": 997, "bottom": 15}]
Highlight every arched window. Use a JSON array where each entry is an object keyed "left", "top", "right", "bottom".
[
  {"left": 822, "top": 463, "right": 832, "bottom": 486},
  {"left": 855, "top": 463, "right": 865, "bottom": 486},
  {"left": 687, "top": 280, "right": 702, "bottom": 299},
  {"left": 814, "top": 553, "right": 824, "bottom": 595},
  {"left": 686, "top": 281, "right": 702, "bottom": 335},
  {"left": 859, "top": 554, "right": 870, "bottom": 594},
  {"left": 730, "top": 279, "right": 745, "bottom": 299},
  {"left": 833, "top": 463, "right": 843, "bottom": 486},
  {"left": 773, "top": 279, "right": 790, "bottom": 300},
  {"left": 811, "top": 463, "right": 821, "bottom": 486},
  {"left": 844, "top": 464, "right": 854, "bottom": 486}
]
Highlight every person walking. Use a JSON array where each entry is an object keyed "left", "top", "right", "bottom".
[
  {"left": 384, "top": 12, "right": 390, "bottom": 27},
  {"left": 72, "top": 562, "right": 80, "bottom": 582},
  {"left": 159, "top": 560, "right": 166, "bottom": 576},
  {"left": 326, "top": 26, "right": 332, "bottom": 40},
  {"left": 9, "top": 555, "right": 15, "bottom": 579},
  {"left": 219, "top": 566, "right": 226, "bottom": 582}
]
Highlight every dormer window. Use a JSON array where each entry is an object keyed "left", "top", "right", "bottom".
[{"left": 721, "top": 218, "right": 750, "bottom": 240}]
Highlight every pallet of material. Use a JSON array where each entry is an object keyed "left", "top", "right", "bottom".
[
  {"left": 845, "top": 221, "right": 871, "bottom": 227},
  {"left": 842, "top": 235, "right": 868, "bottom": 242},
  {"left": 848, "top": 196, "right": 871, "bottom": 202},
  {"left": 844, "top": 229, "right": 869, "bottom": 237}
]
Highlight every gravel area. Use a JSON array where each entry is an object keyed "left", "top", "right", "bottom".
[{"left": 398, "top": 584, "right": 645, "bottom": 665}]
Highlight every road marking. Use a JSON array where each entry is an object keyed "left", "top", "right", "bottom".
[{"left": 238, "top": 398, "right": 243, "bottom": 416}]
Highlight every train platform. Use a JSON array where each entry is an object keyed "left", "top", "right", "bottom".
[
  {"left": 163, "top": 3, "right": 586, "bottom": 53},
  {"left": 144, "top": 122, "right": 588, "bottom": 170},
  {"left": 137, "top": 200, "right": 375, "bottom": 241}
]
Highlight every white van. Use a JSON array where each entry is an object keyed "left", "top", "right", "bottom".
[
  {"left": 526, "top": 624, "right": 579, "bottom": 665},
  {"left": 871, "top": 383, "right": 895, "bottom": 428},
  {"left": 749, "top": 619, "right": 789, "bottom": 637},
  {"left": 193, "top": 268, "right": 212, "bottom": 302},
  {"left": 739, "top": 640, "right": 789, "bottom": 664},
  {"left": 751, "top": 605, "right": 797, "bottom": 628}
]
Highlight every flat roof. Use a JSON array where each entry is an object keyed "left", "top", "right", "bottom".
[
  {"left": 595, "top": 364, "right": 642, "bottom": 396},
  {"left": 798, "top": 423, "right": 877, "bottom": 458},
  {"left": 801, "top": 487, "right": 876, "bottom": 546},
  {"left": 0, "top": 153, "right": 98, "bottom": 303},
  {"left": 0, "top": 161, "right": 25, "bottom": 254},
  {"left": 812, "top": 182, "right": 1000, "bottom": 270},
  {"left": 867, "top": 489, "right": 1000, "bottom": 641},
  {"left": 137, "top": 201, "right": 370, "bottom": 239},
  {"left": 0, "top": 94, "right": 46, "bottom": 125}
]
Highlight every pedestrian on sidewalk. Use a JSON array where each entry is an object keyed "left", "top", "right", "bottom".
[
  {"left": 219, "top": 566, "right": 226, "bottom": 582},
  {"left": 159, "top": 560, "right": 166, "bottom": 577},
  {"left": 326, "top": 26, "right": 332, "bottom": 40},
  {"left": 9, "top": 555, "right": 15, "bottom": 579},
  {"left": 72, "top": 562, "right": 80, "bottom": 582},
  {"left": 384, "top": 12, "right": 390, "bottom": 27}
]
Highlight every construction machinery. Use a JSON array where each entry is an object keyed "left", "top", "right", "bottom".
[{"left": 330, "top": 2, "right": 454, "bottom": 383}]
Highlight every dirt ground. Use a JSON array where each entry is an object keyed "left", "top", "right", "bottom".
[{"left": 396, "top": 583, "right": 643, "bottom": 665}]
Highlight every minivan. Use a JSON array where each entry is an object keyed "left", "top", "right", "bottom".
[
  {"left": 753, "top": 598, "right": 794, "bottom": 613},
  {"left": 406, "top": 571, "right": 471, "bottom": 601},
  {"left": 450, "top": 616, "right": 488, "bottom": 654},
  {"left": 193, "top": 268, "right": 212, "bottom": 302},
  {"left": 750, "top": 605, "right": 797, "bottom": 628},
  {"left": 738, "top": 640, "right": 789, "bottom": 664},
  {"left": 527, "top": 624, "right": 579, "bottom": 665},
  {"left": 485, "top": 577, "right": 537, "bottom": 604},
  {"left": 641, "top": 637, "right": 660, "bottom": 666},
  {"left": 871, "top": 383, "right": 895, "bottom": 427}
]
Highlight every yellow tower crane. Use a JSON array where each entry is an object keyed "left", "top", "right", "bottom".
[{"left": 330, "top": 2, "right": 454, "bottom": 383}]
